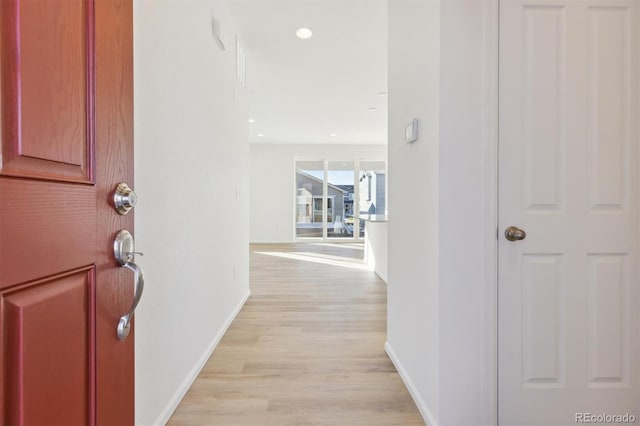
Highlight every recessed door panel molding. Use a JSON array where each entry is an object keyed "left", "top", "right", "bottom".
[
  {"left": 587, "top": 6, "right": 631, "bottom": 212},
  {"left": 1, "top": 267, "right": 96, "bottom": 425},
  {"left": 587, "top": 254, "right": 629, "bottom": 387},
  {"left": 521, "top": 254, "right": 565, "bottom": 388},
  {"left": 522, "top": 5, "right": 566, "bottom": 213},
  {"left": 0, "top": 0, "right": 95, "bottom": 183}
]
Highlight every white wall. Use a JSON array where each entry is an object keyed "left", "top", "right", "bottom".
[
  {"left": 250, "top": 143, "right": 386, "bottom": 243},
  {"left": 364, "top": 221, "right": 388, "bottom": 283},
  {"left": 386, "top": 0, "right": 497, "bottom": 425},
  {"left": 134, "top": 1, "right": 250, "bottom": 424},
  {"left": 438, "top": 1, "right": 497, "bottom": 424},
  {"left": 386, "top": 0, "right": 441, "bottom": 424}
]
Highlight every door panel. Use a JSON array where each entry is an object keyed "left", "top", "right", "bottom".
[
  {"left": 521, "top": 5, "right": 565, "bottom": 213},
  {"left": 586, "top": 254, "right": 629, "bottom": 387},
  {"left": 499, "top": 0, "right": 639, "bottom": 424},
  {"left": 587, "top": 6, "right": 631, "bottom": 211},
  {"left": 521, "top": 254, "right": 564, "bottom": 388},
  {"left": 0, "top": 0, "right": 134, "bottom": 424},
  {"left": 3, "top": 268, "right": 96, "bottom": 425},
  {"left": 1, "top": 0, "right": 94, "bottom": 183}
]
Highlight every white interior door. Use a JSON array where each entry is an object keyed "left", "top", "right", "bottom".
[{"left": 498, "top": 0, "right": 639, "bottom": 424}]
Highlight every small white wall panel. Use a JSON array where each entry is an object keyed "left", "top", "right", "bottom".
[
  {"left": 587, "top": 254, "right": 628, "bottom": 387},
  {"left": 522, "top": 254, "right": 564, "bottom": 387},
  {"left": 523, "top": 6, "right": 566, "bottom": 212},
  {"left": 587, "top": 6, "right": 631, "bottom": 211}
]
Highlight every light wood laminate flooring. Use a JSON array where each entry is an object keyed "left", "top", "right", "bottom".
[{"left": 168, "top": 243, "right": 423, "bottom": 425}]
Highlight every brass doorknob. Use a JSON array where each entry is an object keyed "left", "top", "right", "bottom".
[{"left": 505, "top": 226, "right": 526, "bottom": 241}]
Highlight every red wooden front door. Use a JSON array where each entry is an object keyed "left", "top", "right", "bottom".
[{"left": 0, "top": 0, "right": 134, "bottom": 424}]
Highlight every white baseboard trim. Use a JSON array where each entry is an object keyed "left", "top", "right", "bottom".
[
  {"left": 385, "top": 341, "right": 438, "bottom": 426},
  {"left": 153, "top": 289, "right": 251, "bottom": 426},
  {"left": 249, "top": 240, "right": 295, "bottom": 244},
  {"left": 374, "top": 269, "right": 388, "bottom": 283}
]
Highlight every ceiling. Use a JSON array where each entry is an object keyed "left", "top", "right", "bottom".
[{"left": 227, "top": 0, "right": 388, "bottom": 145}]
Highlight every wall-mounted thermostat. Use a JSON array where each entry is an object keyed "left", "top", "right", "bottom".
[{"left": 405, "top": 119, "right": 419, "bottom": 144}]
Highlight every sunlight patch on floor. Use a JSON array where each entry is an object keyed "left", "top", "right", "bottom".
[
  {"left": 293, "top": 251, "right": 365, "bottom": 264},
  {"left": 254, "top": 251, "right": 372, "bottom": 271},
  {"left": 309, "top": 242, "right": 365, "bottom": 251}
]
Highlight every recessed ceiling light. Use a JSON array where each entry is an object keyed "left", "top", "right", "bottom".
[
  {"left": 248, "top": 118, "right": 255, "bottom": 123},
  {"left": 368, "top": 107, "right": 377, "bottom": 111},
  {"left": 296, "top": 28, "right": 313, "bottom": 39},
  {"left": 378, "top": 92, "right": 387, "bottom": 96},
  {"left": 330, "top": 133, "right": 337, "bottom": 137},
  {"left": 257, "top": 133, "right": 264, "bottom": 137}
]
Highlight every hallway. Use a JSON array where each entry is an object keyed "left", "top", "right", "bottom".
[{"left": 168, "top": 243, "right": 422, "bottom": 425}]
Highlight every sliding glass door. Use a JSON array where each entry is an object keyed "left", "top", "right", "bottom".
[
  {"left": 295, "top": 161, "right": 324, "bottom": 238},
  {"left": 327, "top": 161, "right": 355, "bottom": 239},
  {"left": 358, "top": 161, "right": 387, "bottom": 238},
  {"left": 295, "top": 159, "right": 386, "bottom": 241}
]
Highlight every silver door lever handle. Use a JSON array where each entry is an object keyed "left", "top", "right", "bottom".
[
  {"left": 113, "top": 230, "right": 145, "bottom": 340},
  {"left": 117, "top": 261, "right": 145, "bottom": 340}
]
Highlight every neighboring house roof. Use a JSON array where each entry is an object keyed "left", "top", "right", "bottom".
[
  {"left": 335, "top": 185, "right": 354, "bottom": 193},
  {"left": 296, "top": 170, "right": 347, "bottom": 193}
]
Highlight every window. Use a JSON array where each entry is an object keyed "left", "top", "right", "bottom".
[
  {"left": 358, "top": 161, "right": 387, "bottom": 238},
  {"left": 327, "top": 161, "right": 354, "bottom": 239},
  {"left": 313, "top": 197, "right": 323, "bottom": 222},
  {"left": 296, "top": 161, "right": 324, "bottom": 238},
  {"left": 295, "top": 160, "right": 387, "bottom": 240}
]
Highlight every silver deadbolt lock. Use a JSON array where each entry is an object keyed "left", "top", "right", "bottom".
[{"left": 113, "top": 183, "right": 138, "bottom": 215}]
